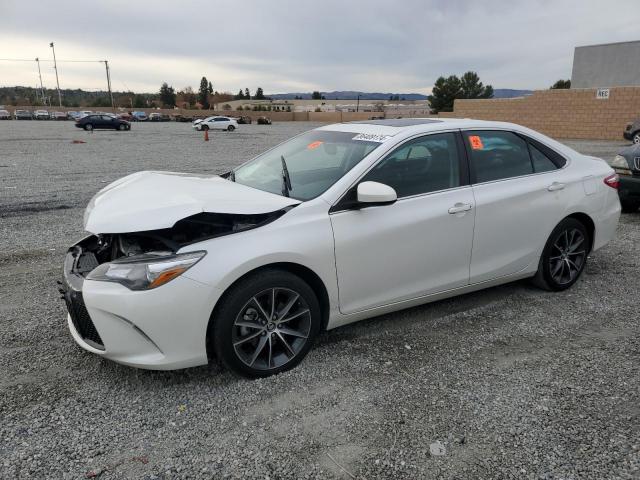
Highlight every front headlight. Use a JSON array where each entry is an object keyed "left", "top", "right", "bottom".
[
  {"left": 610, "top": 155, "right": 632, "bottom": 175},
  {"left": 86, "top": 251, "right": 206, "bottom": 290}
]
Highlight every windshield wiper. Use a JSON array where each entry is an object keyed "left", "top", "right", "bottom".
[
  {"left": 281, "top": 155, "right": 292, "bottom": 197},
  {"left": 229, "top": 170, "right": 235, "bottom": 182}
]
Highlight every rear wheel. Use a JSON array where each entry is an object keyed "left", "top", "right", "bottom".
[
  {"left": 533, "top": 218, "right": 590, "bottom": 291},
  {"left": 621, "top": 200, "right": 640, "bottom": 213},
  {"left": 84, "top": 124, "right": 93, "bottom": 131},
  {"left": 633, "top": 132, "right": 640, "bottom": 144},
  {"left": 211, "top": 270, "right": 321, "bottom": 378},
  {"left": 227, "top": 125, "right": 235, "bottom": 131}
]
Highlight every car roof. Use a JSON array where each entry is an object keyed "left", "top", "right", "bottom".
[{"left": 318, "top": 118, "right": 540, "bottom": 137}]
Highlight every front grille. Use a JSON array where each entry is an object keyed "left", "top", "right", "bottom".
[{"left": 65, "top": 290, "right": 104, "bottom": 348}]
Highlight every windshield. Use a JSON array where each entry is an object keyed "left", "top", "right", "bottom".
[{"left": 233, "top": 130, "right": 382, "bottom": 201}]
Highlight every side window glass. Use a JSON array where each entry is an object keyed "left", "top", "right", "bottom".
[
  {"left": 530, "top": 144, "right": 558, "bottom": 173},
  {"left": 466, "top": 131, "right": 533, "bottom": 183},
  {"left": 363, "top": 133, "right": 460, "bottom": 198}
]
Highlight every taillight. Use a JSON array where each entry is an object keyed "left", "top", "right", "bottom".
[{"left": 604, "top": 173, "right": 619, "bottom": 189}]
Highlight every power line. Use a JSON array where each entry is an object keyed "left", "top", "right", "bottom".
[{"left": 0, "top": 58, "right": 104, "bottom": 63}]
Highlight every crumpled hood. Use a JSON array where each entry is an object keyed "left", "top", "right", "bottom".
[{"left": 84, "top": 171, "right": 300, "bottom": 234}]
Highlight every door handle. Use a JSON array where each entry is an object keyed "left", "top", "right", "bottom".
[
  {"left": 547, "top": 182, "right": 566, "bottom": 192},
  {"left": 448, "top": 203, "right": 473, "bottom": 214}
]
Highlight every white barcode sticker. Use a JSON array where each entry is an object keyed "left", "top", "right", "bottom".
[{"left": 352, "top": 133, "right": 392, "bottom": 142}]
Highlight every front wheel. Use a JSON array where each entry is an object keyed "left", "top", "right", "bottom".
[
  {"left": 227, "top": 125, "right": 235, "bottom": 131},
  {"left": 118, "top": 124, "right": 125, "bottom": 131},
  {"left": 633, "top": 132, "right": 640, "bottom": 144},
  {"left": 533, "top": 218, "right": 590, "bottom": 291},
  {"left": 201, "top": 124, "right": 209, "bottom": 131},
  {"left": 84, "top": 124, "right": 93, "bottom": 131},
  {"left": 211, "top": 270, "right": 321, "bottom": 378}
]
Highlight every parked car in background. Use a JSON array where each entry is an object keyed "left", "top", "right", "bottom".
[
  {"left": 609, "top": 144, "right": 640, "bottom": 212},
  {"left": 34, "top": 110, "right": 50, "bottom": 120},
  {"left": 131, "top": 111, "right": 148, "bottom": 121},
  {"left": 0, "top": 109, "right": 11, "bottom": 120},
  {"left": 67, "top": 111, "right": 80, "bottom": 120},
  {"left": 236, "top": 116, "right": 252, "bottom": 124},
  {"left": 62, "top": 118, "right": 620, "bottom": 377},
  {"left": 51, "top": 111, "right": 67, "bottom": 120},
  {"left": 173, "top": 114, "right": 194, "bottom": 122},
  {"left": 193, "top": 116, "right": 238, "bottom": 131},
  {"left": 623, "top": 119, "right": 640, "bottom": 144},
  {"left": 79, "top": 111, "right": 93, "bottom": 119},
  {"left": 14, "top": 110, "right": 32, "bottom": 120},
  {"left": 149, "top": 113, "right": 171, "bottom": 122},
  {"left": 75, "top": 114, "right": 131, "bottom": 131},
  {"left": 257, "top": 116, "right": 272, "bottom": 125}
]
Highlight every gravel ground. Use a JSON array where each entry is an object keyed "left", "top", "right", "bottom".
[{"left": 0, "top": 121, "right": 638, "bottom": 479}]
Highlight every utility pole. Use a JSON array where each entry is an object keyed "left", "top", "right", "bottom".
[
  {"left": 356, "top": 94, "right": 361, "bottom": 113},
  {"left": 35, "top": 58, "right": 46, "bottom": 106},
  {"left": 103, "top": 60, "right": 115, "bottom": 112},
  {"left": 49, "top": 42, "right": 62, "bottom": 107}
]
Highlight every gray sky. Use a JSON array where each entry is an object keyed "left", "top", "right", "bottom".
[{"left": 1, "top": 0, "right": 638, "bottom": 94}]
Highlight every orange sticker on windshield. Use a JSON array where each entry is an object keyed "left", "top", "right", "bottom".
[
  {"left": 307, "top": 141, "right": 323, "bottom": 150},
  {"left": 469, "top": 135, "right": 484, "bottom": 150}
]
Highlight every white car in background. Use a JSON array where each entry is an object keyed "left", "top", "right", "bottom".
[
  {"left": 33, "top": 109, "right": 50, "bottom": 120},
  {"left": 193, "top": 116, "right": 238, "bottom": 131},
  {"left": 61, "top": 118, "right": 620, "bottom": 378}
]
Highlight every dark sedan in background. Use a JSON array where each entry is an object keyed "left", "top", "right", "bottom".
[
  {"left": 75, "top": 114, "right": 131, "bottom": 131},
  {"left": 623, "top": 119, "right": 640, "bottom": 144},
  {"left": 610, "top": 144, "right": 640, "bottom": 212}
]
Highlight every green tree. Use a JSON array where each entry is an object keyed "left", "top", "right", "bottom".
[
  {"left": 460, "top": 71, "right": 493, "bottom": 99},
  {"left": 428, "top": 71, "right": 493, "bottom": 113},
  {"left": 133, "top": 95, "right": 146, "bottom": 108},
  {"left": 208, "top": 81, "right": 213, "bottom": 94},
  {"left": 428, "top": 75, "right": 462, "bottom": 112},
  {"left": 198, "top": 77, "right": 209, "bottom": 109},
  {"left": 159, "top": 82, "right": 176, "bottom": 107},
  {"left": 235, "top": 89, "right": 245, "bottom": 99},
  {"left": 244, "top": 88, "right": 251, "bottom": 100},
  {"left": 550, "top": 79, "right": 571, "bottom": 89},
  {"left": 311, "top": 91, "right": 322, "bottom": 100},
  {"left": 254, "top": 87, "right": 265, "bottom": 100}
]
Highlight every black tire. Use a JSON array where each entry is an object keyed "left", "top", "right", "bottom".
[
  {"left": 227, "top": 125, "right": 235, "bottom": 131},
  {"left": 633, "top": 132, "right": 640, "bottom": 145},
  {"left": 201, "top": 124, "right": 209, "bottom": 131},
  {"left": 621, "top": 200, "right": 640, "bottom": 213},
  {"left": 533, "top": 218, "right": 590, "bottom": 291},
  {"left": 84, "top": 124, "right": 93, "bottom": 131},
  {"left": 210, "top": 269, "right": 321, "bottom": 378},
  {"left": 118, "top": 124, "right": 125, "bottom": 131}
]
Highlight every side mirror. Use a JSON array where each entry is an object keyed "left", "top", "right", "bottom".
[{"left": 357, "top": 181, "right": 397, "bottom": 205}]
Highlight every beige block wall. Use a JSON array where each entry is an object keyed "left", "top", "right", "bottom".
[{"left": 445, "top": 87, "right": 640, "bottom": 140}]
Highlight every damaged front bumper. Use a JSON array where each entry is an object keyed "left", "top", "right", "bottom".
[{"left": 60, "top": 237, "right": 220, "bottom": 370}]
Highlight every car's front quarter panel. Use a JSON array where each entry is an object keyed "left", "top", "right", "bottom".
[{"left": 179, "top": 200, "right": 340, "bottom": 325}]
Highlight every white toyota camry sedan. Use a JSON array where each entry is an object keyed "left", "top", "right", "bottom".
[{"left": 61, "top": 118, "right": 621, "bottom": 377}]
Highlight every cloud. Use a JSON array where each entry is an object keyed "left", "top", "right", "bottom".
[{"left": 0, "top": 0, "right": 637, "bottom": 93}]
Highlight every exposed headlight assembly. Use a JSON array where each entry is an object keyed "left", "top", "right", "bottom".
[
  {"left": 86, "top": 251, "right": 206, "bottom": 290},
  {"left": 610, "top": 155, "right": 632, "bottom": 175}
]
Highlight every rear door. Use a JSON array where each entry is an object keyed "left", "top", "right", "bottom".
[
  {"left": 330, "top": 131, "right": 475, "bottom": 314},
  {"left": 463, "top": 130, "right": 568, "bottom": 283}
]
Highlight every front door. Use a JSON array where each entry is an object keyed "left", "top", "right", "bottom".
[{"left": 330, "top": 132, "right": 475, "bottom": 314}]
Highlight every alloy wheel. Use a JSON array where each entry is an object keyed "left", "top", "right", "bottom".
[
  {"left": 232, "top": 288, "right": 311, "bottom": 371},
  {"left": 549, "top": 228, "right": 586, "bottom": 285}
]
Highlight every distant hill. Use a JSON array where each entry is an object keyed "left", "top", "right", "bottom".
[
  {"left": 268, "top": 91, "right": 428, "bottom": 100},
  {"left": 269, "top": 89, "right": 533, "bottom": 100},
  {"left": 492, "top": 89, "right": 533, "bottom": 98}
]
